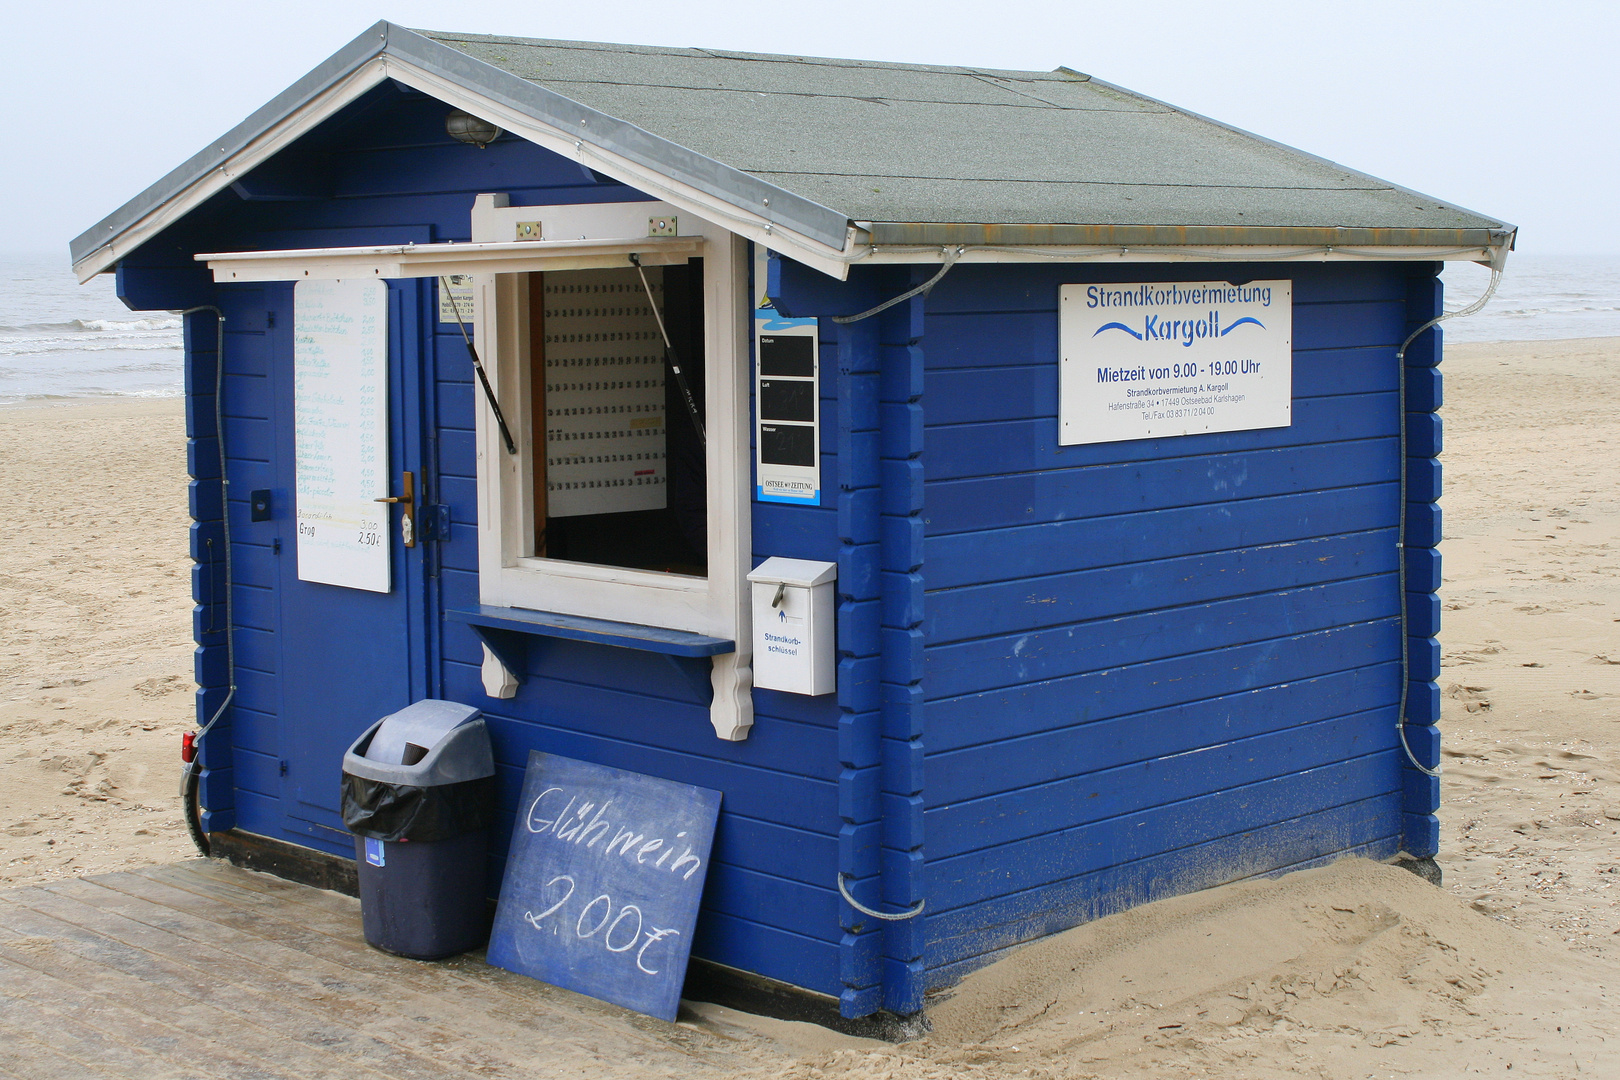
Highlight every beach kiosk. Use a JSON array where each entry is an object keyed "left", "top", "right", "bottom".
[{"left": 72, "top": 22, "right": 1513, "bottom": 1022}]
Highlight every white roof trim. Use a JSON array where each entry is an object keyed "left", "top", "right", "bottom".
[
  {"left": 72, "top": 57, "right": 392, "bottom": 283},
  {"left": 199, "top": 236, "right": 705, "bottom": 282}
]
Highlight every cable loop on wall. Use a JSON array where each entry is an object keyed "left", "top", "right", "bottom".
[
  {"left": 831, "top": 246, "right": 964, "bottom": 323},
  {"left": 837, "top": 873, "right": 926, "bottom": 921},
  {"left": 1393, "top": 268, "right": 1502, "bottom": 780}
]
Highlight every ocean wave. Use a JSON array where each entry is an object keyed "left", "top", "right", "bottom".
[
  {"left": 1485, "top": 305, "right": 1620, "bottom": 318},
  {"left": 0, "top": 316, "right": 182, "bottom": 335},
  {"left": 0, "top": 359, "right": 182, "bottom": 377},
  {"left": 0, "top": 337, "right": 184, "bottom": 357},
  {"left": 81, "top": 316, "right": 182, "bottom": 332}
]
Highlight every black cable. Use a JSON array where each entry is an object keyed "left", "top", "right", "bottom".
[
  {"left": 182, "top": 759, "right": 209, "bottom": 857},
  {"left": 179, "top": 305, "right": 229, "bottom": 857}
]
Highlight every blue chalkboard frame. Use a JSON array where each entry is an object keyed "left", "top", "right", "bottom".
[{"left": 487, "top": 751, "right": 722, "bottom": 1021}]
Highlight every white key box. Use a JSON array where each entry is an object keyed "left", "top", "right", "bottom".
[{"left": 747, "top": 558, "right": 837, "bottom": 696}]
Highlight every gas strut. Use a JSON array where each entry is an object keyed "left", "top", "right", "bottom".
[
  {"left": 440, "top": 277, "right": 517, "bottom": 455},
  {"left": 630, "top": 253, "right": 706, "bottom": 444}
]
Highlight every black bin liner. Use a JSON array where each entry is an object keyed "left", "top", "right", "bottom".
[{"left": 341, "top": 774, "right": 496, "bottom": 843}]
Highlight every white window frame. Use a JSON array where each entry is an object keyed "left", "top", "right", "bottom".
[{"left": 470, "top": 197, "right": 754, "bottom": 739}]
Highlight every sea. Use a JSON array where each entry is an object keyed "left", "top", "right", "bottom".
[{"left": 3, "top": 250, "right": 1618, "bottom": 404}]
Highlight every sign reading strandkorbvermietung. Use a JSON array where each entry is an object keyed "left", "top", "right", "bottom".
[{"left": 1059, "top": 280, "right": 1292, "bottom": 446}]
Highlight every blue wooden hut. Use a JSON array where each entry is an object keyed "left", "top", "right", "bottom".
[{"left": 73, "top": 22, "right": 1512, "bottom": 1022}]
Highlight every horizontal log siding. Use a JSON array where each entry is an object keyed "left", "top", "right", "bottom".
[
  {"left": 917, "top": 261, "right": 1426, "bottom": 987},
  {"left": 150, "top": 84, "right": 844, "bottom": 999}
]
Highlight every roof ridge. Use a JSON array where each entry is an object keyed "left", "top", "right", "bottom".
[{"left": 412, "top": 26, "right": 1090, "bottom": 82}]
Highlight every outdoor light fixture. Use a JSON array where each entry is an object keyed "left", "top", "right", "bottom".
[{"left": 446, "top": 109, "right": 501, "bottom": 148}]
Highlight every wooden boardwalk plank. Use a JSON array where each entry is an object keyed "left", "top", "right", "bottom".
[
  {"left": 0, "top": 952, "right": 276, "bottom": 1080},
  {"left": 0, "top": 898, "right": 409, "bottom": 1080},
  {"left": 0, "top": 888, "right": 523, "bottom": 1080},
  {"left": 0, "top": 862, "right": 764, "bottom": 1079},
  {"left": 50, "top": 874, "right": 700, "bottom": 1074},
  {"left": 123, "top": 863, "right": 746, "bottom": 1063},
  {"left": 0, "top": 960, "right": 221, "bottom": 1080},
  {"left": 109, "top": 868, "right": 714, "bottom": 1045},
  {"left": 0, "top": 1009, "right": 143, "bottom": 1080}
]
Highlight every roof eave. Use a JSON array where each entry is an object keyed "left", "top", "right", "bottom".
[{"left": 862, "top": 222, "right": 1516, "bottom": 253}]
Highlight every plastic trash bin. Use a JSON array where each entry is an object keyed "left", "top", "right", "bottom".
[{"left": 340, "top": 699, "right": 496, "bottom": 959}]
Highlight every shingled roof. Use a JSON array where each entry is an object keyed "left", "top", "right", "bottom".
[{"left": 71, "top": 21, "right": 1513, "bottom": 279}]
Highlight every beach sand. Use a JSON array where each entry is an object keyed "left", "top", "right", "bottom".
[
  {"left": 2, "top": 338, "right": 1617, "bottom": 1077},
  {"left": 0, "top": 398, "right": 195, "bottom": 884}
]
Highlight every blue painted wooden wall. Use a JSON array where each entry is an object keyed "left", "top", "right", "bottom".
[
  {"left": 775, "top": 257, "right": 1444, "bottom": 1010},
  {"left": 126, "top": 82, "right": 848, "bottom": 1002},
  {"left": 120, "top": 77, "right": 1445, "bottom": 1020}
]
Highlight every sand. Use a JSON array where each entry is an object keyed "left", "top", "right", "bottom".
[
  {"left": 2, "top": 338, "right": 1618, "bottom": 1078},
  {"left": 0, "top": 398, "right": 196, "bottom": 884}
]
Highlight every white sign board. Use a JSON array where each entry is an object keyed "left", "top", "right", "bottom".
[
  {"left": 438, "top": 274, "right": 475, "bottom": 325},
  {"left": 294, "top": 279, "right": 390, "bottom": 592},
  {"left": 1059, "top": 280, "right": 1292, "bottom": 445}
]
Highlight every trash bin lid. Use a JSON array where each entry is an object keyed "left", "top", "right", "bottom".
[{"left": 343, "top": 699, "right": 494, "bottom": 786}]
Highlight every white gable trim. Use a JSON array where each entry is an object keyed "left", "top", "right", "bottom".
[
  {"left": 197, "top": 236, "right": 705, "bottom": 282},
  {"left": 72, "top": 57, "right": 393, "bottom": 283},
  {"left": 71, "top": 44, "right": 859, "bottom": 283}
]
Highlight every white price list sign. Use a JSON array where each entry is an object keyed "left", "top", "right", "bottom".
[
  {"left": 293, "top": 279, "right": 391, "bottom": 592},
  {"left": 1059, "top": 280, "right": 1292, "bottom": 446}
]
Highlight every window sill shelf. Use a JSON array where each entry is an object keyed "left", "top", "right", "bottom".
[{"left": 445, "top": 605, "right": 734, "bottom": 659}]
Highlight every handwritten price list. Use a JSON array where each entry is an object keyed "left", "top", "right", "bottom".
[{"left": 293, "top": 279, "right": 391, "bottom": 592}]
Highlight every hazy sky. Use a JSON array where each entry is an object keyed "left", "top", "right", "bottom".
[{"left": 5, "top": 1, "right": 1615, "bottom": 261}]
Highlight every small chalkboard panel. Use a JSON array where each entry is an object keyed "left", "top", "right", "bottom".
[
  {"left": 759, "top": 379, "right": 816, "bottom": 422},
  {"left": 760, "top": 423, "right": 817, "bottom": 467},
  {"left": 487, "top": 752, "right": 721, "bottom": 1021},
  {"left": 758, "top": 334, "right": 814, "bottom": 377}
]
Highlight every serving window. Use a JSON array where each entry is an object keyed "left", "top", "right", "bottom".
[{"left": 469, "top": 196, "right": 754, "bottom": 737}]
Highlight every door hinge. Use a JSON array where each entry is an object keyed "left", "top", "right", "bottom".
[
  {"left": 422, "top": 504, "right": 452, "bottom": 541},
  {"left": 279, "top": 759, "right": 289, "bottom": 776}
]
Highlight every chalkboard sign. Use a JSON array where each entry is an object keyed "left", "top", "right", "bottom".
[
  {"left": 487, "top": 752, "right": 721, "bottom": 1021},
  {"left": 293, "top": 279, "right": 390, "bottom": 592}
]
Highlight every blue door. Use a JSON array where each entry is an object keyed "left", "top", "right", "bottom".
[{"left": 270, "top": 279, "right": 435, "bottom": 852}]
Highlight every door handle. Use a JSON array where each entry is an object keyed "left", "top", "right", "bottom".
[{"left": 374, "top": 471, "right": 416, "bottom": 547}]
